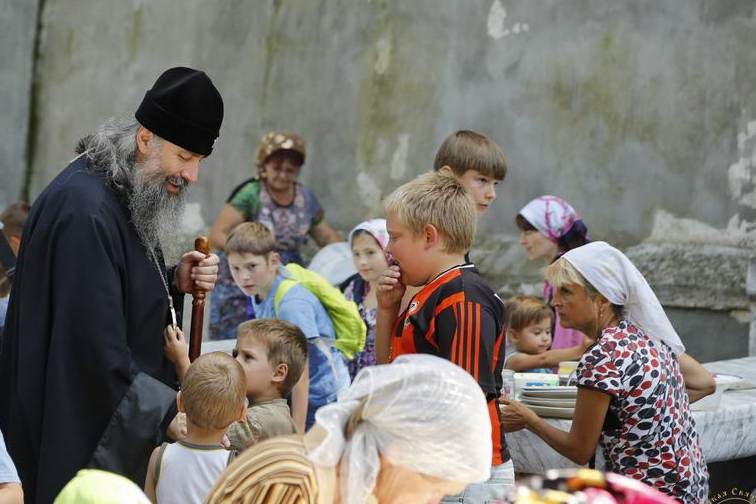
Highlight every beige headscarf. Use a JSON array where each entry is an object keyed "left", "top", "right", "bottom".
[{"left": 206, "top": 436, "right": 318, "bottom": 504}]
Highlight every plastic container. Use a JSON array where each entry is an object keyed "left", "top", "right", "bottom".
[
  {"left": 514, "top": 373, "right": 560, "bottom": 398},
  {"left": 500, "top": 369, "right": 515, "bottom": 399},
  {"left": 558, "top": 361, "right": 579, "bottom": 375}
]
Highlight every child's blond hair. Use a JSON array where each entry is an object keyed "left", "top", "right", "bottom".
[
  {"left": 237, "top": 319, "right": 308, "bottom": 396},
  {"left": 225, "top": 222, "right": 276, "bottom": 257},
  {"left": 181, "top": 352, "right": 246, "bottom": 430},
  {"left": 433, "top": 130, "right": 508, "bottom": 180},
  {"left": 383, "top": 172, "right": 476, "bottom": 254},
  {"left": 505, "top": 295, "right": 554, "bottom": 332}
]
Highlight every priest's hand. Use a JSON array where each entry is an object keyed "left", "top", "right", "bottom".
[{"left": 175, "top": 251, "right": 219, "bottom": 294}]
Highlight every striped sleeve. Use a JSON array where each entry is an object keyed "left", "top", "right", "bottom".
[{"left": 436, "top": 300, "right": 499, "bottom": 398}]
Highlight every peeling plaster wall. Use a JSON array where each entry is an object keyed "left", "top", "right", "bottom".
[
  {"left": 6, "top": 0, "right": 756, "bottom": 356},
  {"left": 23, "top": 1, "right": 756, "bottom": 243}
]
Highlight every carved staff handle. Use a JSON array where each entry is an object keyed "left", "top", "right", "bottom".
[{"left": 189, "top": 236, "right": 211, "bottom": 362}]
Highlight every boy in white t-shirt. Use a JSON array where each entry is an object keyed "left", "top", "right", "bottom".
[{"left": 143, "top": 352, "right": 246, "bottom": 504}]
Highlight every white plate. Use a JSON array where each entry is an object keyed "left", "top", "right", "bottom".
[
  {"left": 713, "top": 373, "right": 753, "bottom": 392},
  {"left": 529, "top": 404, "right": 575, "bottom": 419},
  {"left": 521, "top": 397, "right": 576, "bottom": 408},
  {"left": 520, "top": 386, "right": 578, "bottom": 399}
]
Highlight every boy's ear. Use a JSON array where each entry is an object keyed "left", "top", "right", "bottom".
[
  {"left": 423, "top": 224, "right": 442, "bottom": 248},
  {"left": 236, "top": 401, "right": 247, "bottom": 422},
  {"left": 438, "top": 165, "right": 454, "bottom": 176},
  {"left": 176, "top": 391, "right": 185, "bottom": 413},
  {"left": 271, "top": 362, "right": 288, "bottom": 385},
  {"left": 507, "top": 329, "right": 520, "bottom": 343}
]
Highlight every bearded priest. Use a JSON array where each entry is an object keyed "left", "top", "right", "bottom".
[{"left": 0, "top": 67, "right": 224, "bottom": 503}]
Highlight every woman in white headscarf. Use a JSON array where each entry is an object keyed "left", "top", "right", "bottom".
[
  {"left": 501, "top": 242, "right": 709, "bottom": 504},
  {"left": 208, "top": 354, "right": 492, "bottom": 504}
]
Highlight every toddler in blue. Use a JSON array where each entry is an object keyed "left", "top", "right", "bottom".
[{"left": 504, "top": 296, "right": 588, "bottom": 373}]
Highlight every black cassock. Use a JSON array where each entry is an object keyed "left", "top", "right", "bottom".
[{"left": 0, "top": 156, "right": 182, "bottom": 503}]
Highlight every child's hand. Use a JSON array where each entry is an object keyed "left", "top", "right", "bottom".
[
  {"left": 376, "top": 265, "right": 406, "bottom": 310},
  {"left": 167, "top": 412, "right": 187, "bottom": 441},
  {"left": 164, "top": 325, "right": 190, "bottom": 379}
]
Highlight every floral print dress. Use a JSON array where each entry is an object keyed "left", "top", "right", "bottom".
[
  {"left": 576, "top": 320, "right": 708, "bottom": 504},
  {"left": 342, "top": 276, "right": 377, "bottom": 379}
]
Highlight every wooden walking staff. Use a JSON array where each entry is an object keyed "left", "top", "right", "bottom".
[{"left": 189, "top": 235, "right": 211, "bottom": 362}]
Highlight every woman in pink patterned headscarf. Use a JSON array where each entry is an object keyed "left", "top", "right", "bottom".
[{"left": 515, "top": 195, "right": 590, "bottom": 349}]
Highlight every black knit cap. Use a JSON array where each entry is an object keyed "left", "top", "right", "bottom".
[{"left": 135, "top": 67, "right": 224, "bottom": 156}]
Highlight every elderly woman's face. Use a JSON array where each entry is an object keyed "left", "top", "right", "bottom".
[
  {"left": 552, "top": 283, "right": 597, "bottom": 331},
  {"left": 373, "top": 458, "right": 468, "bottom": 504},
  {"left": 261, "top": 151, "right": 302, "bottom": 193}
]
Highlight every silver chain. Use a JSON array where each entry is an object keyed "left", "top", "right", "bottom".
[{"left": 150, "top": 248, "right": 177, "bottom": 327}]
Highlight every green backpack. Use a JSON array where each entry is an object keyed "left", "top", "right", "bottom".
[{"left": 273, "top": 263, "right": 366, "bottom": 360}]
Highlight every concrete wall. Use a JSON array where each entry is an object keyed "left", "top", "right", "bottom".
[
  {"left": 0, "top": 0, "right": 39, "bottom": 210},
  {"left": 5, "top": 0, "right": 756, "bottom": 358}
]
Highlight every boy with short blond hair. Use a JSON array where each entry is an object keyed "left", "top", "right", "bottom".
[
  {"left": 224, "top": 222, "right": 350, "bottom": 431},
  {"left": 396, "top": 130, "right": 508, "bottom": 310},
  {"left": 376, "top": 171, "right": 512, "bottom": 502},
  {"left": 144, "top": 352, "right": 246, "bottom": 504},
  {"left": 227, "top": 319, "right": 307, "bottom": 451}
]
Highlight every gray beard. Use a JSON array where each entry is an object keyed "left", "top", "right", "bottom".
[{"left": 128, "top": 154, "right": 187, "bottom": 266}]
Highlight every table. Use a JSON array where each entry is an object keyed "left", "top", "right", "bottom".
[{"left": 505, "top": 356, "right": 756, "bottom": 474}]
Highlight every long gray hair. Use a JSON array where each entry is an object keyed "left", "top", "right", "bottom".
[
  {"left": 76, "top": 118, "right": 185, "bottom": 262},
  {"left": 77, "top": 117, "right": 140, "bottom": 197}
]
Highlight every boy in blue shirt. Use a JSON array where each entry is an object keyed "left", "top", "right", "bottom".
[{"left": 224, "top": 222, "right": 350, "bottom": 431}]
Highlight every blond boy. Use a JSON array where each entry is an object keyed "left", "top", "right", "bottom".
[
  {"left": 397, "top": 131, "right": 508, "bottom": 309},
  {"left": 227, "top": 319, "right": 307, "bottom": 451},
  {"left": 144, "top": 352, "right": 246, "bottom": 504},
  {"left": 376, "top": 172, "right": 512, "bottom": 502}
]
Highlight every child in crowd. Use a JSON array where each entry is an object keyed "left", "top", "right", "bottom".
[
  {"left": 225, "top": 222, "right": 350, "bottom": 431},
  {"left": 434, "top": 130, "right": 507, "bottom": 216},
  {"left": 339, "top": 219, "right": 390, "bottom": 379},
  {"left": 503, "top": 296, "right": 589, "bottom": 373},
  {"left": 227, "top": 319, "right": 306, "bottom": 451},
  {"left": 397, "top": 130, "right": 508, "bottom": 311},
  {"left": 0, "top": 202, "right": 29, "bottom": 332},
  {"left": 144, "top": 352, "right": 246, "bottom": 504},
  {"left": 0, "top": 428, "right": 22, "bottom": 504},
  {"left": 375, "top": 172, "right": 512, "bottom": 502}
]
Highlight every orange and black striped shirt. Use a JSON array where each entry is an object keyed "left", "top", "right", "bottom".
[{"left": 389, "top": 264, "right": 510, "bottom": 465}]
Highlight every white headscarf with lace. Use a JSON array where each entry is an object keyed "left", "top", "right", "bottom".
[{"left": 560, "top": 241, "right": 685, "bottom": 355}]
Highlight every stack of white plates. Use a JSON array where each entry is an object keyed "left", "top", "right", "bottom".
[{"left": 519, "top": 386, "right": 577, "bottom": 419}]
